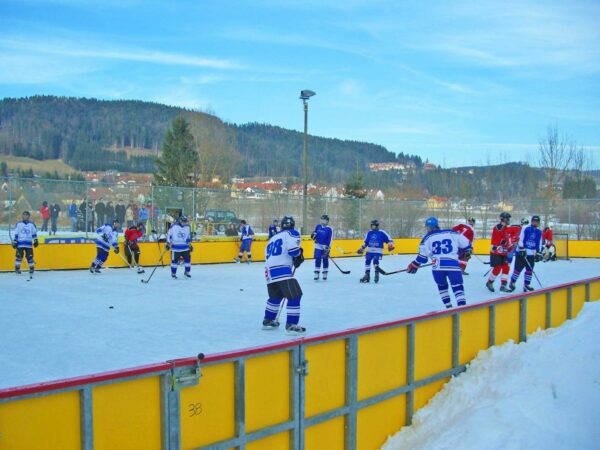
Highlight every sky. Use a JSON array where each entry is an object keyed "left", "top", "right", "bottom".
[{"left": 1, "top": 0, "right": 599, "bottom": 168}]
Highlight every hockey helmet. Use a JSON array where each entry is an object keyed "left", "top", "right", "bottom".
[
  {"left": 320, "top": 214, "right": 329, "bottom": 224},
  {"left": 370, "top": 219, "right": 380, "bottom": 228},
  {"left": 531, "top": 215, "right": 540, "bottom": 223},
  {"left": 499, "top": 212, "right": 511, "bottom": 222},
  {"left": 520, "top": 218, "right": 529, "bottom": 226},
  {"left": 22, "top": 210, "right": 30, "bottom": 218},
  {"left": 280, "top": 216, "right": 295, "bottom": 230},
  {"left": 425, "top": 216, "right": 439, "bottom": 230},
  {"left": 180, "top": 215, "right": 188, "bottom": 223},
  {"left": 467, "top": 217, "right": 475, "bottom": 225},
  {"left": 240, "top": 219, "right": 247, "bottom": 225}
]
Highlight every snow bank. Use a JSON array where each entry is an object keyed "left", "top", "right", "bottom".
[{"left": 381, "top": 301, "right": 600, "bottom": 450}]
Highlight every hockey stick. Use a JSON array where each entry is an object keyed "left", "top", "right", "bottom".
[
  {"left": 523, "top": 256, "right": 543, "bottom": 288},
  {"left": 483, "top": 268, "right": 492, "bottom": 278},
  {"left": 328, "top": 256, "right": 351, "bottom": 274},
  {"left": 336, "top": 246, "right": 356, "bottom": 255},
  {"left": 141, "top": 248, "right": 169, "bottom": 284},
  {"left": 376, "top": 262, "right": 433, "bottom": 276},
  {"left": 472, "top": 253, "right": 490, "bottom": 265},
  {"left": 116, "top": 250, "right": 133, "bottom": 269}
]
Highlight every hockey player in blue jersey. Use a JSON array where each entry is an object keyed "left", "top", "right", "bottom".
[
  {"left": 261, "top": 216, "right": 306, "bottom": 335},
  {"left": 12, "top": 210, "right": 38, "bottom": 276},
  {"left": 357, "top": 219, "right": 394, "bottom": 283},
  {"left": 311, "top": 214, "right": 333, "bottom": 281},
  {"left": 508, "top": 215, "right": 542, "bottom": 292},
  {"left": 235, "top": 220, "right": 254, "bottom": 263},
  {"left": 407, "top": 217, "right": 471, "bottom": 309},
  {"left": 166, "top": 215, "right": 193, "bottom": 279},
  {"left": 268, "top": 219, "right": 279, "bottom": 238},
  {"left": 90, "top": 218, "right": 120, "bottom": 273}
]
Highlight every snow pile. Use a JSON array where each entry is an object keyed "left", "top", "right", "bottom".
[{"left": 381, "top": 301, "right": 600, "bottom": 450}]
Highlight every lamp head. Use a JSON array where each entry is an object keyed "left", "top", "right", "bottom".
[{"left": 300, "top": 89, "right": 316, "bottom": 100}]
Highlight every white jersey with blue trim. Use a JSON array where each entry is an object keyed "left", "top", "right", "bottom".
[
  {"left": 264, "top": 229, "right": 301, "bottom": 284},
  {"left": 167, "top": 223, "right": 191, "bottom": 252},
  {"left": 13, "top": 221, "right": 38, "bottom": 248},
  {"left": 518, "top": 226, "right": 542, "bottom": 255},
  {"left": 95, "top": 224, "right": 118, "bottom": 252},
  {"left": 415, "top": 229, "right": 471, "bottom": 271},
  {"left": 313, "top": 224, "right": 333, "bottom": 250},
  {"left": 240, "top": 224, "right": 254, "bottom": 241},
  {"left": 361, "top": 229, "right": 393, "bottom": 255}
]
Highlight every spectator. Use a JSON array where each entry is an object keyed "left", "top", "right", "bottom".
[
  {"left": 115, "top": 199, "right": 126, "bottom": 225},
  {"left": 95, "top": 200, "right": 106, "bottom": 227},
  {"left": 39, "top": 201, "right": 50, "bottom": 232},
  {"left": 105, "top": 201, "right": 115, "bottom": 223},
  {"left": 132, "top": 203, "right": 140, "bottom": 223},
  {"left": 68, "top": 200, "right": 78, "bottom": 232},
  {"left": 85, "top": 201, "right": 94, "bottom": 232},
  {"left": 79, "top": 200, "right": 87, "bottom": 231},
  {"left": 138, "top": 203, "right": 149, "bottom": 234},
  {"left": 225, "top": 222, "right": 238, "bottom": 237},
  {"left": 125, "top": 202, "right": 134, "bottom": 227},
  {"left": 50, "top": 202, "right": 61, "bottom": 235}
]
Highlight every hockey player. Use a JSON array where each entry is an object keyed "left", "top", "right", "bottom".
[
  {"left": 165, "top": 215, "right": 193, "bottom": 279},
  {"left": 90, "top": 218, "right": 120, "bottom": 273},
  {"left": 486, "top": 212, "right": 512, "bottom": 292},
  {"left": 311, "top": 214, "right": 333, "bottom": 281},
  {"left": 357, "top": 219, "right": 394, "bottom": 284},
  {"left": 12, "top": 210, "right": 38, "bottom": 276},
  {"left": 452, "top": 217, "right": 475, "bottom": 274},
  {"left": 407, "top": 217, "right": 471, "bottom": 309},
  {"left": 542, "top": 226, "right": 556, "bottom": 261},
  {"left": 508, "top": 215, "right": 542, "bottom": 292},
  {"left": 235, "top": 220, "right": 254, "bottom": 263},
  {"left": 261, "top": 216, "right": 306, "bottom": 335},
  {"left": 268, "top": 219, "right": 279, "bottom": 238},
  {"left": 124, "top": 221, "right": 145, "bottom": 273}
]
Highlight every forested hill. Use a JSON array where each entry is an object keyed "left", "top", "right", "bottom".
[{"left": 0, "top": 96, "right": 420, "bottom": 182}]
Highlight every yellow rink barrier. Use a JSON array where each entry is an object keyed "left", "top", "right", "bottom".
[
  {"left": 1, "top": 237, "right": 598, "bottom": 272},
  {"left": 1, "top": 276, "right": 599, "bottom": 450}
]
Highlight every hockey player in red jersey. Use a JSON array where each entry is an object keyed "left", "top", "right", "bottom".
[
  {"left": 486, "top": 212, "right": 512, "bottom": 292},
  {"left": 541, "top": 226, "right": 556, "bottom": 261},
  {"left": 124, "top": 221, "right": 145, "bottom": 273},
  {"left": 452, "top": 218, "right": 475, "bottom": 274}
]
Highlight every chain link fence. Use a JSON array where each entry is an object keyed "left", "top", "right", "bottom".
[{"left": 1, "top": 176, "right": 599, "bottom": 242}]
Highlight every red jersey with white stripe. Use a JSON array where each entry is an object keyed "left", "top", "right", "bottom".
[
  {"left": 506, "top": 225, "right": 522, "bottom": 250},
  {"left": 490, "top": 223, "right": 511, "bottom": 255},
  {"left": 452, "top": 223, "right": 475, "bottom": 244}
]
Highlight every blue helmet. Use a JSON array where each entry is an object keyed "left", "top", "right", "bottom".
[{"left": 425, "top": 217, "right": 439, "bottom": 229}]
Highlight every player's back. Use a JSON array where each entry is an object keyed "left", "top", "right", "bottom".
[
  {"left": 421, "top": 229, "right": 469, "bottom": 263},
  {"left": 265, "top": 230, "right": 301, "bottom": 283}
]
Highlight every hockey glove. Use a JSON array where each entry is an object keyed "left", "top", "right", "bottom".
[
  {"left": 33, "top": 239, "right": 39, "bottom": 248},
  {"left": 387, "top": 243, "right": 395, "bottom": 252},
  {"left": 323, "top": 246, "right": 330, "bottom": 257},
  {"left": 357, "top": 247, "right": 365, "bottom": 255},
  {"left": 11, "top": 240, "right": 17, "bottom": 249},
  {"left": 535, "top": 253, "right": 542, "bottom": 262},
  {"left": 188, "top": 244, "right": 194, "bottom": 253},
  {"left": 464, "top": 248, "right": 472, "bottom": 260},
  {"left": 292, "top": 248, "right": 304, "bottom": 268},
  {"left": 407, "top": 262, "right": 419, "bottom": 274},
  {"left": 165, "top": 242, "right": 171, "bottom": 251},
  {"left": 310, "top": 232, "right": 317, "bottom": 241},
  {"left": 518, "top": 249, "right": 526, "bottom": 258},
  {"left": 113, "top": 246, "right": 120, "bottom": 254}
]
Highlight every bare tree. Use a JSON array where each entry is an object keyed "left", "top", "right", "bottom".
[{"left": 538, "top": 126, "right": 576, "bottom": 199}]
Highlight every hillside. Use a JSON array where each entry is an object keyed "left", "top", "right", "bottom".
[{"left": 0, "top": 96, "right": 420, "bottom": 183}]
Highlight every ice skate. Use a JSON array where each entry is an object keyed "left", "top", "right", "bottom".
[
  {"left": 485, "top": 281, "right": 495, "bottom": 292},
  {"left": 457, "top": 300, "right": 467, "bottom": 307},
  {"left": 360, "top": 272, "right": 370, "bottom": 283},
  {"left": 322, "top": 271, "right": 328, "bottom": 281},
  {"left": 171, "top": 273, "right": 177, "bottom": 279},
  {"left": 15, "top": 268, "right": 21, "bottom": 274},
  {"left": 499, "top": 283, "right": 510, "bottom": 293},
  {"left": 508, "top": 281, "right": 516, "bottom": 292},
  {"left": 184, "top": 272, "right": 191, "bottom": 278},
  {"left": 262, "top": 319, "right": 280, "bottom": 330},
  {"left": 285, "top": 323, "right": 306, "bottom": 336},
  {"left": 374, "top": 270, "right": 380, "bottom": 284},
  {"left": 136, "top": 266, "right": 145, "bottom": 274},
  {"left": 523, "top": 284, "right": 534, "bottom": 292},
  {"left": 314, "top": 271, "right": 320, "bottom": 281}
]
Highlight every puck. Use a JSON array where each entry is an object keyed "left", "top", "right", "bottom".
[
  {"left": 240, "top": 288, "right": 244, "bottom": 291},
  {"left": 109, "top": 306, "right": 114, "bottom": 309}
]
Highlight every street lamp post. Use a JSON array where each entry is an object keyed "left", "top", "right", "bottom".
[{"left": 300, "top": 89, "right": 316, "bottom": 235}]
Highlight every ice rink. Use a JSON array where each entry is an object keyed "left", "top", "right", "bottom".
[{"left": 1, "top": 255, "right": 598, "bottom": 389}]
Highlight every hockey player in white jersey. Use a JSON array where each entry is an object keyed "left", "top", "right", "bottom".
[
  {"left": 90, "top": 218, "right": 120, "bottom": 273},
  {"left": 407, "top": 217, "right": 471, "bottom": 309},
  {"left": 166, "top": 215, "right": 193, "bottom": 279},
  {"left": 12, "top": 210, "right": 38, "bottom": 276},
  {"left": 261, "top": 216, "right": 306, "bottom": 335}
]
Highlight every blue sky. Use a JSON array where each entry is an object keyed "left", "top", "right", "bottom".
[{"left": 1, "top": 0, "right": 599, "bottom": 168}]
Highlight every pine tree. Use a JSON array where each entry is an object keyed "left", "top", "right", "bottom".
[{"left": 154, "top": 116, "right": 198, "bottom": 187}]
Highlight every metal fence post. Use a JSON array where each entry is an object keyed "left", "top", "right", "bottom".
[
  {"left": 79, "top": 386, "right": 93, "bottom": 450},
  {"left": 405, "top": 323, "right": 415, "bottom": 426},
  {"left": 345, "top": 335, "right": 358, "bottom": 450}
]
